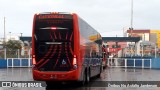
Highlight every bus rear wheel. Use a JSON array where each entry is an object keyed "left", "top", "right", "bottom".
[
  {"left": 97, "top": 66, "right": 102, "bottom": 78},
  {"left": 79, "top": 69, "right": 90, "bottom": 85},
  {"left": 86, "top": 69, "right": 90, "bottom": 83}
]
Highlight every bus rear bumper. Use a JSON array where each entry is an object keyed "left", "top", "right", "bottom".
[{"left": 32, "top": 69, "right": 79, "bottom": 81}]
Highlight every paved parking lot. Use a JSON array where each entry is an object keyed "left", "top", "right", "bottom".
[{"left": 0, "top": 67, "right": 160, "bottom": 90}]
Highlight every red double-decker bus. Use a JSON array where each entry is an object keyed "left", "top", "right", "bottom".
[{"left": 32, "top": 12, "right": 103, "bottom": 85}]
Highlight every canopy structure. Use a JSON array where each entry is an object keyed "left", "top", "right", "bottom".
[{"left": 102, "top": 37, "right": 141, "bottom": 42}]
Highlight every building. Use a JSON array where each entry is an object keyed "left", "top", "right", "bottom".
[
  {"left": 102, "top": 37, "right": 140, "bottom": 57},
  {"left": 150, "top": 30, "right": 160, "bottom": 48},
  {"left": 124, "top": 29, "right": 160, "bottom": 57},
  {"left": 124, "top": 29, "right": 160, "bottom": 48}
]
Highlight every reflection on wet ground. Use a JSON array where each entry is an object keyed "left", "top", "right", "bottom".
[
  {"left": 100, "top": 68, "right": 160, "bottom": 81},
  {"left": 0, "top": 68, "right": 33, "bottom": 81},
  {"left": 0, "top": 67, "right": 160, "bottom": 90}
]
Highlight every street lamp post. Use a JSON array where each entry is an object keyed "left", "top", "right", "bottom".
[{"left": 140, "top": 44, "right": 144, "bottom": 57}]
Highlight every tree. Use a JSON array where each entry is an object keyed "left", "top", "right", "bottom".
[
  {"left": 5, "top": 40, "right": 22, "bottom": 50},
  {"left": 2, "top": 40, "right": 23, "bottom": 58}
]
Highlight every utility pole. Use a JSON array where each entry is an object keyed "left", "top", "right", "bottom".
[
  {"left": 130, "top": 0, "right": 134, "bottom": 37},
  {"left": 4, "top": 17, "right": 6, "bottom": 43},
  {"left": 20, "top": 33, "right": 23, "bottom": 37},
  {"left": 9, "top": 32, "right": 11, "bottom": 40},
  {"left": 3, "top": 17, "right": 6, "bottom": 59}
]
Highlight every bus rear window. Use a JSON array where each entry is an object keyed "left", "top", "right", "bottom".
[
  {"left": 34, "top": 16, "right": 73, "bottom": 42},
  {"left": 33, "top": 14, "right": 74, "bottom": 71}
]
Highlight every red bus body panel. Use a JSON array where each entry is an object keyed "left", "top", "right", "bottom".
[
  {"left": 33, "top": 69, "right": 79, "bottom": 81},
  {"left": 32, "top": 12, "right": 102, "bottom": 81},
  {"left": 32, "top": 13, "right": 83, "bottom": 81}
]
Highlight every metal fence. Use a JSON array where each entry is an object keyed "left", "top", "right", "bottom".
[
  {"left": 7, "top": 58, "right": 32, "bottom": 67},
  {"left": 107, "top": 58, "right": 152, "bottom": 69},
  {"left": 0, "top": 48, "right": 31, "bottom": 59}
]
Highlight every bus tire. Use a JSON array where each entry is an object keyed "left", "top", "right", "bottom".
[
  {"left": 79, "top": 68, "right": 90, "bottom": 85},
  {"left": 97, "top": 66, "right": 102, "bottom": 78},
  {"left": 79, "top": 71, "right": 86, "bottom": 85},
  {"left": 86, "top": 68, "right": 90, "bottom": 83}
]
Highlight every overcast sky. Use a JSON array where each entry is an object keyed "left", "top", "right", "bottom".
[{"left": 0, "top": 0, "right": 160, "bottom": 38}]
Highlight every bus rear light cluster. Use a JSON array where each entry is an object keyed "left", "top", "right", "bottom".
[
  {"left": 32, "top": 55, "right": 36, "bottom": 65},
  {"left": 40, "top": 27, "right": 68, "bottom": 30},
  {"left": 73, "top": 55, "right": 78, "bottom": 69}
]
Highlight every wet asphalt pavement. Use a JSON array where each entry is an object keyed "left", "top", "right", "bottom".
[{"left": 0, "top": 67, "right": 160, "bottom": 90}]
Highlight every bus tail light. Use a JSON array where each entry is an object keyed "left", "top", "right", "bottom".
[
  {"left": 73, "top": 55, "right": 77, "bottom": 69},
  {"left": 32, "top": 55, "right": 36, "bottom": 65},
  {"left": 51, "top": 27, "right": 57, "bottom": 30}
]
